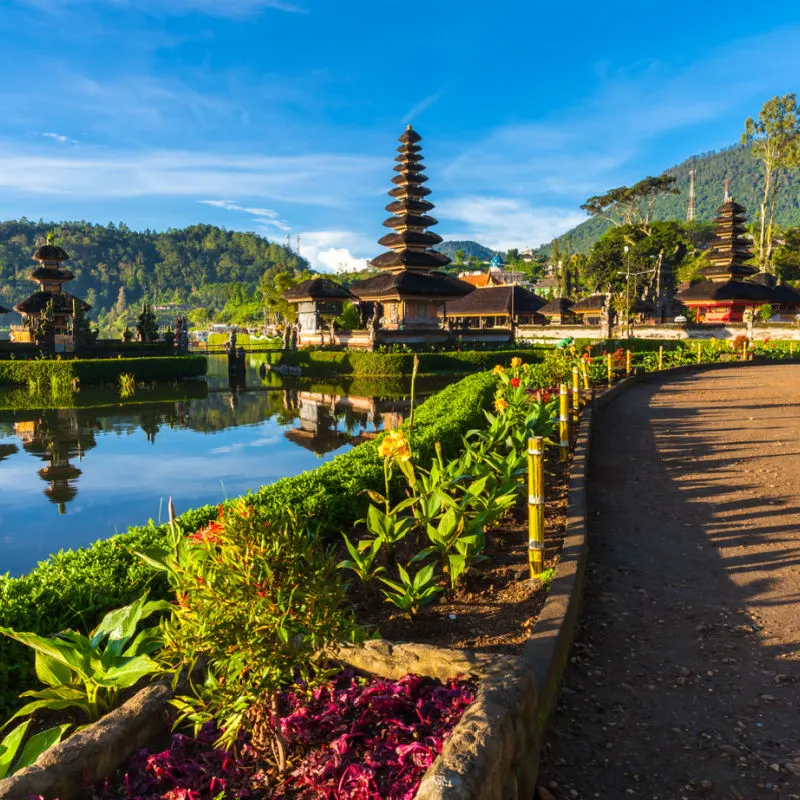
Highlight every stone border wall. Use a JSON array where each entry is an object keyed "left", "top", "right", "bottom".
[{"left": 0, "top": 684, "right": 172, "bottom": 800}]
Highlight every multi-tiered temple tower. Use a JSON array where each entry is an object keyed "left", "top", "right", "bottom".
[
  {"left": 350, "top": 126, "right": 472, "bottom": 334},
  {"left": 698, "top": 201, "right": 756, "bottom": 282},
  {"left": 14, "top": 237, "right": 90, "bottom": 352},
  {"left": 677, "top": 200, "right": 776, "bottom": 322}
]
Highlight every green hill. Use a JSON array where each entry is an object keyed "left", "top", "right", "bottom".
[
  {"left": 0, "top": 220, "right": 309, "bottom": 332},
  {"left": 435, "top": 240, "right": 496, "bottom": 262},
  {"left": 547, "top": 144, "right": 800, "bottom": 255}
]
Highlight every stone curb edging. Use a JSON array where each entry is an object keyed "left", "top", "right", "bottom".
[
  {"left": 0, "top": 683, "right": 172, "bottom": 800},
  {"left": 413, "top": 406, "right": 594, "bottom": 800}
]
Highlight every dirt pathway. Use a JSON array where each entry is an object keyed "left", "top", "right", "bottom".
[{"left": 538, "top": 365, "right": 800, "bottom": 800}]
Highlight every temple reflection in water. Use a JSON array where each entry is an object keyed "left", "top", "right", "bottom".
[
  {"left": 14, "top": 411, "right": 98, "bottom": 513},
  {"left": 282, "top": 390, "right": 407, "bottom": 455}
]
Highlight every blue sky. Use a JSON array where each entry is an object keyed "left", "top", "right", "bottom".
[{"left": 0, "top": 1, "right": 799, "bottom": 271}]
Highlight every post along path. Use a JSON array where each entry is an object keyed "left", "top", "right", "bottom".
[{"left": 539, "top": 364, "right": 800, "bottom": 799}]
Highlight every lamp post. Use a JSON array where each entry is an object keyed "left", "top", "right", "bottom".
[{"left": 616, "top": 258, "right": 652, "bottom": 340}]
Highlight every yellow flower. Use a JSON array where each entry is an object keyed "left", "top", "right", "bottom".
[
  {"left": 493, "top": 364, "right": 506, "bottom": 375},
  {"left": 522, "top": 363, "right": 530, "bottom": 371},
  {"left": 494, "top": 397, "right": 509, "bottom": 413},
  {"left": 378, "top": 429, "right": 412, "bottom": 462},
  {"left": 510, "top": 357, "right": 522, "bottom": 369}
]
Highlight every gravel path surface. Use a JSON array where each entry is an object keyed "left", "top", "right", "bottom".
[{"left": 539, "top": 365, "right": 800, "bottom": 800}]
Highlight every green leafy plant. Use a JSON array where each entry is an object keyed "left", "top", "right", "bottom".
[
  {"left": 379, "top": 564, "right": 443, "bottom": 617},
  {"left": 337, "top": 535, "right": 385, "bottom": 587},
  {"left": 0, "top": 720, "right": 71, "bottom": 778},
  {"left": 0, "top": 593, "right": 169, "bottom": 728},
  {"left": 156, "top": 501, "right": 364, "bottom": 770}
]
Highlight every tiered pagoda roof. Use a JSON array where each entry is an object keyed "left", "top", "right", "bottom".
[
  {"left": 698, "top": 200, "right": 756, "bottom": 282},
  {"left": 282, "top": 277, "right": 354, "bottom": 302},
  {"left": 351, "top": 127, "right": 472, "bottom": 301},
  {"left": 14, "top": 239, "right": 91, "bottom": 317}
]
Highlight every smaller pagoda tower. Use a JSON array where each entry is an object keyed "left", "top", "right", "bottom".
[
  {"left": 350, "top": 126, "right": 472, "bottom": 341},
  {"left": 14, "top": 236, "right": 90, "bottom": 352},
  {"left": 697, "top": 200, "right": 756, "bottom": 283},
  {"left": 676, "top": 201, "right": 775, "bottom": 323}
]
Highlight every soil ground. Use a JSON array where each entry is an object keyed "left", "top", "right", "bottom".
[
  {"left": 539, "top": 365, "right": 800, "bottom": 800},
  {"left": 357, "top": 445, "right": 572, "bottom": 651}
]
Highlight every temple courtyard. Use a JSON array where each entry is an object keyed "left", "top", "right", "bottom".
[{"left": 540, "top": 364, "right": 800, "bottom": 799}]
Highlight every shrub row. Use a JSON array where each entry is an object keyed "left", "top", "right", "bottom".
[
  {"left": 205, "top": 333, "right": 282, "bottom": 350},
  {"left": 265, "top": 348, "right": 550, "bottom": 377},
  {"left": 0, "top": 356, "right": 207, "bottom": 388},
  {"left": 0, "top": 370, "right": 497, "bottom": 719}
]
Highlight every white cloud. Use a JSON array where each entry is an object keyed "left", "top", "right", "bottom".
[
  {"left": 402, "top": 91, "right": 444, "bottom": 124},
  {"left": 38, "top": 132, "right": 79, "bottom": 145},
  {"left": 0, "top": 148, "right": 382, "bottom": 206},
  {"left": 437, "top": 196, "right": 586, "bottom": 251},
  {"left": 299, "top": 231, "right": 372, "bottom": 273},
  {"left": 199, "top": 199, "right": 291, "bottom": 232}
]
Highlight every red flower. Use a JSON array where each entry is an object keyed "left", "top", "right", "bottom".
[
  {"left": 510, "top": 377, "right": 520, "bottom": 388},
  {"left": 189, "top": 520, "right": 223, "bottom": 545}
]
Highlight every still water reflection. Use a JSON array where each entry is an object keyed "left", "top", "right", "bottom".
[{"left": 0, "top": 357, "right": 448, "bottom": 577}]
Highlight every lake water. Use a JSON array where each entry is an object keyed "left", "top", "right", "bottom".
[{"left": 0, "top": 357, "right": 449, "bottom": 577}]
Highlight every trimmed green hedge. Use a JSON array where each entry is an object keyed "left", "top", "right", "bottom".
[
  {"left": 0, "top": 370, "right": 497, "bottom": 719},
  {"left": 206, "top": 333, "right": 282, "bottom": 351},
  {"left": 0, "top": 356, "right": 207, "bottom": 389},
  {"left": 266, "top": 348, "right": 550, "bottom": 377}
]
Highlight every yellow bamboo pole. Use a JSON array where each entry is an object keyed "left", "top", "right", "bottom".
[
  {"left": 527, "top": 435, "right": 545, "bottom": 579},
  {"left": 572, "top": 366, "right": 580, "bottom": 422},
  {"left": 625, "top": 348, "right": 632, "bottom": 376},
  {"left": 742, "top": 338, "right": 747, "bottom": 361},
  {"left": 581, "top": 358, "right": 590, "bottom": 390},
  {"left": 559, "top": 383, "right": 569, "bottom": 463},
  {"left": 658, "top": 345, "right": 664, "bottom": 371},
  {"left": 607, "top": 352, "right": 613, "bottom": 386},
  {"left": 790, "top": 341, "right": 795, "bottom": 359},
  {"left": 696, "top": 341, "right": 702, "bottom": 364}
]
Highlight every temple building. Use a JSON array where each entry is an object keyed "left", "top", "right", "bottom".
[
  {"left": 538, "top": 297, "right": 576, "bottom": 324},
  {"left": 349, "top": 127, "right": 472, "bottom": 342},
  {"left": 282, "top": 277, "right": 354, "bottom": 345},
  {"left": 676, "top": 201, "right": 775, "bottom": 323},
  {"left": 444, "top": 284, "right": 547, "bottom": 328},
  {"left": 13, "top": 238, "right": 90, "bottom": 352},
  {"left": 571, "top": 294, "right": 607, "bottom": 325}
]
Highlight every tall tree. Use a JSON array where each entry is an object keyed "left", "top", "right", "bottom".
[
  {"left": 742, "top": 94, "right": 800, "bottom": 271},
  {"left": 581, "top": 175, "right": 679, "bottom": 234}
]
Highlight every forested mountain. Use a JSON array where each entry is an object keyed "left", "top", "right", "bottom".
[
  {"left": 546, "top": 144, "right": 800, "bottom": 255},
  {"left": 435, "top": 240, "right": 496, "bottom": 262},
  {"left": 0, "top": 220, "right": 308, "bottom": 332}
]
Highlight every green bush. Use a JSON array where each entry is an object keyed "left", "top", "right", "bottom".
[
  {"left": 266, "top": 348, "right": 550, "bottom": 377},
  {"left": 0, "top": 370, "right": 496, "bottom": 720},
  {"left": 206, "top": 333, "right": 281, "bottom": 351}
]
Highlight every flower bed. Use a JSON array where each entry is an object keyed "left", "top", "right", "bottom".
[{"left": 84, "top": 671, "right": 476, "bottom": 800}]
